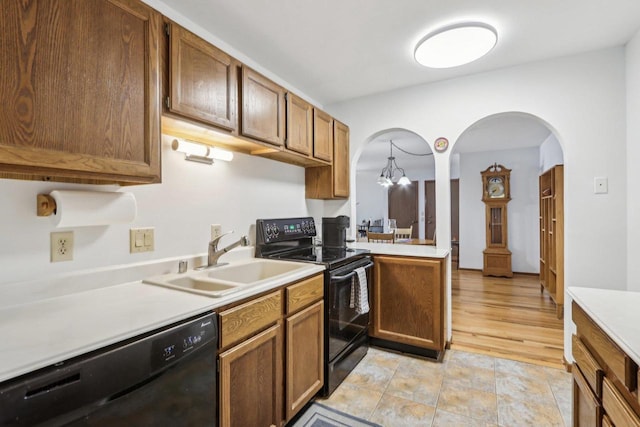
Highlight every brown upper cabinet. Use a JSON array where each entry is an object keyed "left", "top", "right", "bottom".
[
  {"left": 285, "top": 93, "right": 313, "bottom": 156},
  {"left": 333, "top": 120, "right": 350, "bottom": 198},
  {"left": 305, "top": 119, "right": 350, "bottom": 199},
  {"left": 0, "top": 0, "right": 162, "bottom": 185},
  {"left": 240, "top": 66, "right": 286, "bottom": 146},
  {"left": 313, "top": 109, "right": 334, "bottom": 162},
  {"left": 168, "top": 23, "right": 238, "bottom": 132}
]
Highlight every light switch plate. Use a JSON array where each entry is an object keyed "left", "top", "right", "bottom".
[
  {"left": 51, "top": 231, "right": 74, "bottom": 262},
  {"left": 594, "top": 177, "right": 608, "bottom": 194},
  {"left": 130, "top": 227, "right": 154, "bottom": 253}
]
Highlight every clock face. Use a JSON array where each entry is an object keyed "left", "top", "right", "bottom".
[{"left": 487, "top": 176, "right": 505, "bottom": 198}]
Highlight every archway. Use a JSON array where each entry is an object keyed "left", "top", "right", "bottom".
[
  {"left": 353, "top": 128, "right": 433, "bottom": 240},
  {"left": 448, "top": 111, "right": 566, "bottom": 367}
]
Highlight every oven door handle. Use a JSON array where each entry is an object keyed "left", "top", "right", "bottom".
[{"left": 330, "top": 261, "right": 374, "bottom": 281}]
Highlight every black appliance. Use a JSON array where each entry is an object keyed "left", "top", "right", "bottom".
[
  {"left": 0, "top": 312, "right": 218, "bottom": 426},
  {"left": 255, "top": 216, "right": 373, "bottom": 396},
  {"left": 322, "top": 215, "right": 350, "bottom": 248}
]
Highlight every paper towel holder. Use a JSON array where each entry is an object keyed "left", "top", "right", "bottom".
[{"left": 37, "top": 194, "right": 57, "bottom": 217}]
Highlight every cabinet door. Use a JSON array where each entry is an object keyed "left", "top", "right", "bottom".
[
  {"left": 371, "top": 256, "right": 444, "bottom": 350},
  {"left": 313, "top": 109, "right": 333, "bottom": 161},
  {"left": 241, "top": 67, "right": 285, "bottom": 146},
  {"left": 285, "top": 93, "right": 312, "bottom": 155},
  {"left": 169, "top": 23, "right": 237, "bottom": 131},
  {"left": 573, "top": 364, "right": 602, "bottom": 427},
  {"left": 219, "top": 323, "right": 283, "bottom": 427},
  {"left": 286, "top": 300, "right": 324, "bottom": 420},
  {"left": 333, "top": 120, "right": 350, "bottom": 198},
  {"left": 0, "top": 0, "right": 161, "bottom": 184}
]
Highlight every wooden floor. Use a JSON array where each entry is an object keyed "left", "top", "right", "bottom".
[{"left": 450, "top": 269, "right": 565, "bottom": 369}]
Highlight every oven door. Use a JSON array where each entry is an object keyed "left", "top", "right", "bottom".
[{"left": 327, "top": 257, "right": 373, "bottom": 360}]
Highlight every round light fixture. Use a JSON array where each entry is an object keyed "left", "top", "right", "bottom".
[{"left": 414, "top": 23, "right": 497, "bottom": 69}]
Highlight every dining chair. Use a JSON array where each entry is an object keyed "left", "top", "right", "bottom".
[
  {"left": 394, "top": 226, "right": 412, "bottom": 240},
  {"left": 366, "top": 231, "right": 395, "bottom": 243}
]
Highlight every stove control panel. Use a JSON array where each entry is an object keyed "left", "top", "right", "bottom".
[{"left": 256, "top": 217, "right": 316, "bottom": 244}]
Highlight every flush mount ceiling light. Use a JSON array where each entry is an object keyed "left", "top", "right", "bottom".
[
  {"left": 377, "top": 141, "right": 411, "bottom": 187},
  {"left": 171, "top": 139, "right": 234, "bottom": 165},
  {"left": 414, "top": 23, "right": 497, "bottom": 68}
]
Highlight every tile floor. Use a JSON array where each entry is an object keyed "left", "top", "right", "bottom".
[{"left": 316, "top": 347, "right": 572, "bottom": 427}]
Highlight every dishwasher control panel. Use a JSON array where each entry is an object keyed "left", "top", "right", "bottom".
[{"left": 150, "top": 314, "right": 217, "bottom": 371}]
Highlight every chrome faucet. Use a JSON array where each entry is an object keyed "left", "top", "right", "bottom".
[{"left": 207, "top": 231, "right": 250, "bottom": 268}]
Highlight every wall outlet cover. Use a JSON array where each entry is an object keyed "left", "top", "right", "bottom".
[{"left": 51, "top": 231, "right": 74, "bottom": 262}]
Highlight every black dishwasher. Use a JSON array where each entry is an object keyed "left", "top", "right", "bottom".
[{"left": 0, "top": 311, "right": 218, "bottom": 426}]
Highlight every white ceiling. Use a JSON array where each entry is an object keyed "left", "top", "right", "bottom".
[{"left": 159, "top": 0, "right": 640, "bottom": 106}]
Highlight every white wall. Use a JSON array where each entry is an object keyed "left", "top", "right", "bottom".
[
  {"left": 355, "top": 171, "right": 388, "bottom": 226},
  {"left": 0, "top": 136, "right": 311, "bottom": 285},
  {"left": 328, "top": 47, "right": 628, "bottom": 360},
  {"left": 540, "top": 134, "right": 564, "bottom": 173},
  {"left": 458, "top": 147, "right": 540, "bottom": 273},
  {"left": 627, "top": 29, "right": 640, "bottom": 291}
]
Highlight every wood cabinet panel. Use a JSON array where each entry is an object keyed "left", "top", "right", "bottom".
[
  {"left": 540, "top": 165, "right": 564, "bottom": 318},
  {"left": 573, "top": 334, "right": 604, "bottom": 398},
  {"left": 169, "top": 23, "right": 237, "bottom": 131},
  {"left": 220, "top": 290, "right": 282, "bottom": 349},
  {"left": 603, "top": 377, "right": 640, "bottom": 427},
  {"left": 219, "top": 323, "right": 283, "bottom": 427},
  {"left": 286, "top": 300, "right": 324, "bottom": 420},
  {"left": 573, "top": 364, "right": 603, "bottom": 427},
  {"left": 286, "top": 92, "right": 312, "bottom": 155},
  {"left": 241, "top": 67, "right": 285, "bottom": 146},
  {"left": 573, "top": 303, "right": 636, "bottom": 391},
  {"left": 313, "top": 109, "right": 333, "bottom": 161},
  {"left": 0, "top": 0, "right": 161, "bottom": 184},
  {"left": 371, "top": 256, "right": 444, "bottom": 350},
  {"left": 333, "top": 120, "right": 350, "bottom": 198},
  {"left": 286, "top": 274, "right": 323, "bottom": 315}
]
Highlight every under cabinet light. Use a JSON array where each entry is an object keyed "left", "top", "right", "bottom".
[{"left": 171, "top": 139, "right": 234, "bottom": 164}]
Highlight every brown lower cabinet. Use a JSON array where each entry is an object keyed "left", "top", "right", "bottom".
[
  {"left": 219, "top": 323, "right": 283, "bottom": 427},
  {"left": 370, "top": 255, "right": 444, "bottom": 353},
  {"left": 572, "top": 302, "right": 640, "bottom": 426},
  {"left": 218, "top": 274, "right": 324, "bottom": 427}
]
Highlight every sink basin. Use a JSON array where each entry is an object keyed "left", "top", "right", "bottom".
[
  {"left": 203, "top": 260, "right": 305, "bottom": 284},
  {"left": 143, "top": 259, "right": 314, "bottom": 298}
]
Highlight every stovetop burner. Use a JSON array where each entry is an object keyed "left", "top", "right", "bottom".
[{"left": 268, "top": 245, "right": 369, "bottom": 267}]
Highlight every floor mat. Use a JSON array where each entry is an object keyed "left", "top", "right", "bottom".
[{"left": 290, "top": 402, "right": 381, "bottom": 427}]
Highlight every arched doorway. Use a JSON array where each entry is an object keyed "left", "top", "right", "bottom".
[
  {"left": 449, "top": 111, "right": 566, "bottom": 367},
  {"left": 354, "top": 129, "right": 434, "bottom": 239}
]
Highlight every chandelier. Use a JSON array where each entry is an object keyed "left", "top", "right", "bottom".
[{"left": 377, "top": 140, "right": 410, "bottom": 186}]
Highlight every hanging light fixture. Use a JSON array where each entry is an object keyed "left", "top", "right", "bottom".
[
  {"left": 171, "top": 139, "right": 234, "bottom": 165},
  {"left": 377, "top": 141, "right": 411, "bottom": 186}
]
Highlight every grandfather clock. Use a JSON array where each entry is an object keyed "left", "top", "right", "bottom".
[{"left": 481, "top": 163, "right": 513, "bottom": 278}]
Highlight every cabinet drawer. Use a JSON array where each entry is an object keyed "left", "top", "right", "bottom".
[
  {"left": 573, "top": 303, "right": 637, "bottom": 391},
  {"left": 220, "top": 290, "right": 282, "bottom": 348},
  {"left": 286, "top": 274, "right": 323, "bottom": 314},
  {"left": 603, "top": 377, "right": 640, "bottom": 427},
  {"left": 573, "top": 334, "right": 604, "bottom": 398},
  {"left": 573, "top": 364, "right": 603, "bottom": 427}
]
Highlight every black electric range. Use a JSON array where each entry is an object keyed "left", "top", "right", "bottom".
[
  {"left": 255, "top": 217, "right": 373, "bottom": 396},
  {"left": 254, "top": 217, "right": 369, "bottom": 270}
]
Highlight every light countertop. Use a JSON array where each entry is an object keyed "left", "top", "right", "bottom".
[
  {"left": 349, "top": 242, "right": 449, "bottom": 258},
  {"left": 569, "top": 287, "right": 640, "bottom": 366},
  {"left": 0, "top": 252, "right": 324, "bottom": 383}
]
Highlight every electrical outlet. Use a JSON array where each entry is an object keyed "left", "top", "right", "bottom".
[
  {"left": 51, "top": 231, "right": 74, "bottom": 262},
  {"left": 130, "top": 228, "right": 155, "bottom": 253},
  {"left": 211, "top": 224, "right": 222, "bottom": 240}
]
